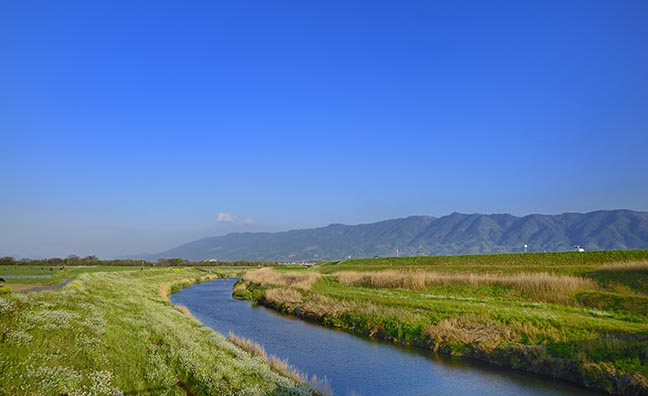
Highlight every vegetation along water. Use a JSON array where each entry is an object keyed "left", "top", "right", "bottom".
[
  {"left": 233, "top": 251, "right": 648, "bottom": 396},
  {"left": 173, "top": 277, "right": 602, "bottom": 396}
]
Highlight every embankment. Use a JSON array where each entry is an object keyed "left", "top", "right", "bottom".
[
  {"left": 0, "top": 267, "right": 318, "bottom": 396},
  {"left": 236, "top": 257, "right": 648, "bottom": 396}
]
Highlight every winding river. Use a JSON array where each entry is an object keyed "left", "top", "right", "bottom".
[{"left": 171, "top": 278, "right": 601, "bottom": 396}]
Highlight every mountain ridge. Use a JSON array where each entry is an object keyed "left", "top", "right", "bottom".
[{"left": 144, "top": 210, "right": 648, "bottom": 261}]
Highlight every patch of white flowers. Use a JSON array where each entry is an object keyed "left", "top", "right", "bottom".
[
  {"left": 23, "top": 308, "right": 80, "bottom": 330},
  {"left": 79, "top": 370, "right": 117, "bottom": 396},
  {"left": 586, "top": 309, "right": 612, "bottom": 317},
  {"left": 23, "top": 364, "right": 120, "bottom": 396},
  {"left": 6, "top": 330, "right": 33, "bottom": 346},
  {"left": 76, "top": 334, "right": 103, "bottom": 350},
  {"left": 0, "top": 296, "right": 16, "bottom": 314},
  {"left": 36, "top": 300, "right": 55, "bottom": 309}
]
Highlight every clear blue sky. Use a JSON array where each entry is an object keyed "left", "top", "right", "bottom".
[{"left": 2, "top": 0, "right": 647, "bottom": 258}]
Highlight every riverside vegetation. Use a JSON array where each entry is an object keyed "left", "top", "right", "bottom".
[
  {"left": 0, "top": 267, "right": 319, "bottom": 396},
  {"left": 235, "top": 251, "right": 648, "bottom": 396}
]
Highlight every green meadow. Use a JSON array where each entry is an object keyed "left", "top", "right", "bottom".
[
  {"left": 0, "top": 267, "right": 317, "bottom": 396},
  {"left": 237, "top": 251, "right": 648, "bottom": 396}
]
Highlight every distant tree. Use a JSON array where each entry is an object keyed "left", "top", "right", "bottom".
[
  {"left": 156, "top": 258, "right": 186, "bottom": 266},
  {"left": 47, "top": 258, "right": 64, "bottom": 265},
  {"left": 65, "top": 255, "right": 80, "bottom": 264},
  {"left": 0, "top": 256, "right": 16, "bottom": 265},
  {"left": 168, "top": 258, "right": 184, "bottom": 266},
  {"left": 82, "top": 255, "right": 99, "bottom": 263}
]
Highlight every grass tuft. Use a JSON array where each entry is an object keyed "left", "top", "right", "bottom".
[{"left": 174, "top": 304, "right": 192, "bottom": 316}]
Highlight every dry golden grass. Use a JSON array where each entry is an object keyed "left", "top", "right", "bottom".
[
  {"left": 179, "top": 278, "right": 194, "bottom": 287},
  {"left": 261, "top": 288, "right": 362, "bottom": 323},
  {"left": 424, "top": 313, "right": 567, "bottom": 353},
  {"left": 174, "top": 304, "right": 192, "bottom": 316},
  {"left": 228, "top": 332, "right": 268, "bottom": 361},
  {"left": 243, "top": 268, "right": 321, "bottom": 289},
  {"left": 425, "top": 314, "right": 508, "bottom": 351},
  {"left": 268, "top": 356, "right": 307, "bottom": 383},
  {"left": 335, "top": 270, "right": 597, "bottom": 302},
  {"left": 301, "top": 295, "right": 359, "bottom": 318},
  {"left": 598, "top": 260, "right": 648, "bottom": 272},
  {"left": 158, "top": 283, "right": 170, "bottom": 302},
  {"left": 227, "top": 332, "right": 331, "bottom": 395},
  {"left": 263, "top": 288, "right": 304, "bottom": 309}
]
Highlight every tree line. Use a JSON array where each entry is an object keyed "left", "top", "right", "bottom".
[{"left": 0, "top": 255, "right": 275, "bottom": 267}]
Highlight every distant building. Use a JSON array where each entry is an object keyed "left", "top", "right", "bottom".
[{"left": 574, "top": 245, "right": 585, "bottom": 252}]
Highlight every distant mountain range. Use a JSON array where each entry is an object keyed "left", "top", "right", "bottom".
[{"left": 145, "top": 210, "right": 648, "bottom": 261}]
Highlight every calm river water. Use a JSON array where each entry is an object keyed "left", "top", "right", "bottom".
[{"left": 170, "top": 278, "right": 601, "bottom": 396}]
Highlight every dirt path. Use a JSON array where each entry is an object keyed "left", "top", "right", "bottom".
[{"left": 4, "top": 278, "right": 76, "bottom": 293}]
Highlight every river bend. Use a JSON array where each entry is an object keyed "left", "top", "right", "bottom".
[{"left": 170, "top": 278, "right": 600, "bottom": 396}]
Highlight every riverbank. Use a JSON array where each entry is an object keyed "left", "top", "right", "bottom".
[
  {"left": 0, "top": 267, "right": 318, "bottom": 395},
  {"left": 235, "top": 252, "right": 648, "bottom": 396}
]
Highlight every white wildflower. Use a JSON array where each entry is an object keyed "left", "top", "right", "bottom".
[
  {"left": 0, "top": 297, "right": 16, "bottom": 314},
  {"left": 6, "top": 330, "right": 32, "bottom": 346}
]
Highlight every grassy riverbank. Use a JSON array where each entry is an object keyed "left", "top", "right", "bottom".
[
  {"left": 236, "top": 251, "right": 648, "bottom": 396},
  {"left": 0, "top": 267, "right": 317, "bottom": 396}
]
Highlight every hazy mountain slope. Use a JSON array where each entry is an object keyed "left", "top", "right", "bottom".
[{"left": 147, "top": 210, "right": 648, "bottom": 261}]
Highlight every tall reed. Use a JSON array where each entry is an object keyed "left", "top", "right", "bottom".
[
  {"left": 335, "top": 270, "right": 597, "bottom": 302},
  {"left": 598, "top": 261, "right": 648, "bottom": 272},
  {"left": 228, "top": 332, "right": 331, "bottom": 395},
  {"left": 243, "top": 268, "right": 321, "bottom": 289}
]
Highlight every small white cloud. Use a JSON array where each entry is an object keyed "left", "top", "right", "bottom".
[
  {"left": 216, "top": 212, "right": 234, "bottom": 223},
  {"left": 243, "top": 218, "right": 254, "bottom": 225}
]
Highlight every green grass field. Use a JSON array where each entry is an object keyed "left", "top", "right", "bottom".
[
  {"left": 0, "top": 267, "right": 317, "bottom": 396},
  {"left": 238, "top": 251, "right": 648, "bottom": 396},
  {"left": 318, "top": 250, "right": 648, "bottom": 274},
  {"left": 0, "top": 266, "right": 139, "bottom": 285}
]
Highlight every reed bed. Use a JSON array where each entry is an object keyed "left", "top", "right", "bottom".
[
  {"left": 598, "top": 260, "right": 648, "bottom": 272},
  {"left": 262, "top": 288, "right": 358, "bottom": 319},
  {"left": 335, "top": 270, "right": 597, "bottom": 301},
  {"left": 263, "top": 288, "right": 304, "bottom": 307},
  {"left": 243, "top": 268, "right": 321, "bottom": 289}
]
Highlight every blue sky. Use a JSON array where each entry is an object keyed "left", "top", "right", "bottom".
[{"left": 2, "top": 0, "right": 647, "bottom": 258}]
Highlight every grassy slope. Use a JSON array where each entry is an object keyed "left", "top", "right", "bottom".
[
  {"left": 0, "top": 267, "right": 316, "bottom": 396},
  {"left": 238, "top": 251, "right": 648, "bottom": 396}
]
